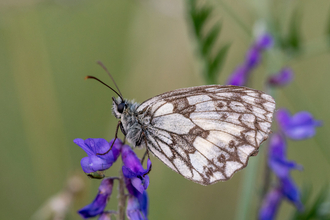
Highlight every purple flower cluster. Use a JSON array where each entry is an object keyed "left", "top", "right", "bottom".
[
  {"left": 267, "top": 68, "right": 294, "bottom": 87},
  {"left": 226, "top": 32, "right": 322, "bottom": 219},
  {"left": 226, "top": 33, "right": 273, "bottom": 86},
  {"left": 74, "top": 138, "right": 151, "bottom": 220},
  {"left": 259, "top": 109, "right": 321, "bottom": 220}
]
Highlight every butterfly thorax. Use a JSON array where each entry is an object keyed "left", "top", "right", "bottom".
[{"left": 112, "top": 98, "right": 148, "bottom": 147}]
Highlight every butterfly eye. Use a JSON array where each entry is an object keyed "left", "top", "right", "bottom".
[{"left": 117, "top": 102, "right": 126, "bottom": 113}]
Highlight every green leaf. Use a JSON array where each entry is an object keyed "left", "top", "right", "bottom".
[
  {"left": 189, "top": 0, "right": 212, "bottom": 38},
  {"left": 291, "top": 185, "right": 330, "bottom": 220},
  {"left": 326, "top": 6, "right": 330, "bottom": 45},
  {"left": 207, "top": 43, "right": 231, "bottom": 84},
  {"left": 202, "top": 23, "right": 222, "bottom": 56},
  {"left": 285, "top": 7, "right": 302, "bottom": 53}
]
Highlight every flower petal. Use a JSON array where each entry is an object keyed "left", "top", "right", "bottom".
[
  {"left": 74, "top": 138, "right": 94, "bottom": 156},
  {"left": 268, "top": 68, "right": 294, "bottom": 87},
  {"left": 78, "top": 178, "right": 114, "bottom": 218},
  {"left": 75, "top": 138, "right": 123, "bottom": 173},
  {"left": 126, "top": 192, "right": 148, "bottom": 220},
  {"left": 268, "top": 133, "right": 302, "bottom": 178},
  {"left": 256, "top": 33, "right": 274, "bottom": 49},
  {"left": 245, "top": 47, "right": 261, "bottom": 68},
  {"left": 226, "top": 65, "right": 249, "bottom": 86},
  {"left": 277, "top": 109, "right": 322, "bottom": 140},
  {"left": 81, "top": 155, "right": 112, "bottom": 173},
  {"left": 280, "top": 176, "right": 303, "bottom": 211},
  {"left": 259, "top": 188, "right": 282, "bottom": 220}
]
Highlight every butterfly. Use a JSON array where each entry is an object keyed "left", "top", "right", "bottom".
[{"left": 88, "top": 62, "right": 276, "bottom": 186}]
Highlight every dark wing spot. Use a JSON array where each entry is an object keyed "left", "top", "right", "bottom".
[
  {"left": 229, "top": 140, "right": 235, "bottom": 148},
  {"left": 217, "top": 154, "right": 226, "bottom": 163},
  {"left": 189, "top": 126, "right": 209, "bottom": 139}
]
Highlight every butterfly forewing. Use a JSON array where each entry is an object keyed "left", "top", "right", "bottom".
[{"left": 136, "top": 85, "right": 275, "bottom": 186}]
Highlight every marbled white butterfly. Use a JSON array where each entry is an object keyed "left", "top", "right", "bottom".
[{"left": 89, "top": 63, "right": 275, "bottom": 186}]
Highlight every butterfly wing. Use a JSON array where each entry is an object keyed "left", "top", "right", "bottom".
[{"left": 136, "top": 85, "right": 275, "bottom": 185}]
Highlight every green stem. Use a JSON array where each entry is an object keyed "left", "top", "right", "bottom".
[
  {"left": 235, "top": 156, "right": 260, "bottom": 220},
  {"left": 117, "top": 169, "right": 127, "bottom": 220}
]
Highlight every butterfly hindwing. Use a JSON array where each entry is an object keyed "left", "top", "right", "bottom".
[{"left": 136, "top": 85, "right": 275, "bottom": 185}]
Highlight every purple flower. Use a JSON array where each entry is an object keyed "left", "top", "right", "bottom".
[
  {"left": 259, "top": 188, "right": 282, "bottom": 220},
  {"left": 276, "top": 109, "right": 322, "bottom": 140},
  {"left": 245, "top": 47, "right": 261, "bottom": 68},
  {"left": 98, "top": 212, "right": 112, "bottom": 220},
  {"left": 255, "top": 33, "right": 274, "bottom": 49},
  {"left": 268, "top": 68, "right": 294, "bottom": 87},
  {"left": 74, "top": 138, "right": 122, "bottom": 173},
  {"left": 226, "top": 65, "right": 249, "bottom": 86},
  {"left": 126, "top": 192, "right": 149, "bottom": 220},
  {"left": 268, "top": 133, "right": 302, "bottom": 178},
  {"left": 78, "top": 178, "right": 114, "bottom": 218},
  {"left": 226, "top": 33, "right": 274, "bottom": 86},
  {"left": 121, "top": 145, "right": 152, "bottom": 195},
  {"left": 267, "top": 133, "right": 303, "bottom": 210},
  {"left": 280, "top": 176, "right": 303, "bottom": 210}
]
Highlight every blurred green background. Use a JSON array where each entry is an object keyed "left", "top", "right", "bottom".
[{"left": 1, "top": 0, "right": 330, "bottom": 219}]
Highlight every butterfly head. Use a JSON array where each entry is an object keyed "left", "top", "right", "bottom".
[{"left": 112, "top": 97, "right": 127, "bottom": 119}]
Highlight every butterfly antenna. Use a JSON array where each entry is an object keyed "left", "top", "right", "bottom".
[
  {"left": 85, "top": 76, "right": 124, "bottom": 101},
  {"left": 97, "top": 61, "right": 123, "bottom": 98}
]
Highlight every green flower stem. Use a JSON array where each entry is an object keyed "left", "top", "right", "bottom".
[
  {"left": 235, "top": 156, "right": 260, "bottom": 220},
  {"left": 118, "top": 169, "right": 127, "bottom": 220}
]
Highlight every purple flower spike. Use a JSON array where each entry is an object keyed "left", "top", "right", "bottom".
[
  {"left": 256, "top": 33, "right": 274, "bottom": 50},
  {"left": 78, "top": 178, "right": 114, "bottom": 218},
  {"left": 226, "top": 33, "right": 273, "bottom": 86},
  {"left": 268, "top": 133, "right": 302, "bottom": 178},
  {"left": 259, "top": 188, "right": 282, "bottom": 220},
  {"left": 276, "top": 109, "right": 322, "bottom": 140},
  {"left": 126, "top": 192, "right": 149, "bottom": 220},
  {"left": 268, "top": 68, "right": 294, "bottom": 87},
  {"left": 245, "top": 47, "right": 261, "bottom": 68},
  {"left": 226, "top": 65, "right": 249, "bottom": 86},
  {"left": 122, "top": 145, "right": 152, "bottom": 194},
  {"left": 74, "top": 138, "right": 123, "bottom": 173}
]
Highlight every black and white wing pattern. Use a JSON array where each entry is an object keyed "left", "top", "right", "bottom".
[{"left": 137, "top": 85, "right": 275, "bottom": 186}]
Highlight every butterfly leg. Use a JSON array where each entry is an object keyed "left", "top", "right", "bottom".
[
  {"left": 97, "top": 120, "right": 122, "bottom": 156},
  {"left": 142, "top": 133, "right": 152, "bottom": 177}
]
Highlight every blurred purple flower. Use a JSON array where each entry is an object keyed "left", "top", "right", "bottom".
[
  {"left": 280, "top": 176, "right": 303, "bottom": 210},
  {"left": 126, "top": 192, "right": 149, "bottom": 220},
  {"left": 268, "top": 133, "right": 302, "bottom": 178},
  {"left": 226, "top": 33, "right": 274, "bottom": 86},
  {"left": 266, "top": 133, "right": 303, "bottom": 211},
  {"left": 255, "top": 33, "right": 274, "bottom": 49},
  {"left": 78, "top": 178, "right": 114, "bottom": 218},
  {"left": 246, "top": 47, "right": 261, "bottom": 68},
  {"left": 268, "top": 68, "right": 294, "bottom": 87},
  {"left": 226, "top": 65, "right": 249, "bottom": 86},
  {"left": 122, "top": 145, "right": 152, "bottom": 194},
  {"left": 276, "top": 109, "right": 322, "bottom": 140},
  {"left": 74, "top": 138, "right": 122, "bottom": 173},
  {"left": 259, "top": 188, "right": 282, "bottom": 220}
]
